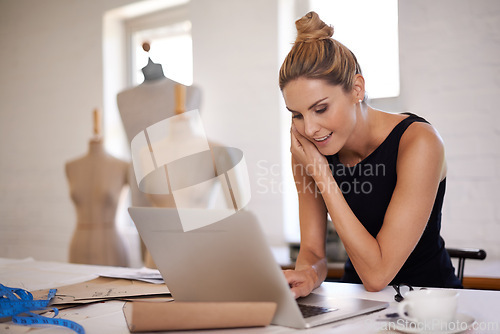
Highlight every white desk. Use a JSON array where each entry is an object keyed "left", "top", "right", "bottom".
[{"left": 1, "top": 258, "right": 499, "bottom": 334}]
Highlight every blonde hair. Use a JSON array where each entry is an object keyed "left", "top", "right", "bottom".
[{"left": 279, "top": 11, "right": 362, "bottom": 94}]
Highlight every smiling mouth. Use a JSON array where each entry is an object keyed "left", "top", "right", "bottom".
[{"left": 314, "top": 132, "right": 333, "bottom": 142}]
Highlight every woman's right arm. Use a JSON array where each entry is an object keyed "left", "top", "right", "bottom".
[{"left": 283, "top": 156, "right": 328, "bottom": 298}]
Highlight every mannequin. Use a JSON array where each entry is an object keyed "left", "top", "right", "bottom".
[
  {"left": 117, "top": 42, "right": 202, "bottom": 208},
  {"left": 117, "top": 42, "right": 202, "bottom": 267},
  {"left": 132, "top": 84, "right": 234, "bottom": 267},
  {"left": 145, "top": 84, "right": 233, "bottom": 209},
  {"left": 65, "top": 109, "right": 130, "bottom": 266}
]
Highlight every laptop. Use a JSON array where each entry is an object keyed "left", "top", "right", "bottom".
[{"left": 128, "top": 207, "right": 388, "bottom": 329}]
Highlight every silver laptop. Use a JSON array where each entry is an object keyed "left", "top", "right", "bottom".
[{"left": 128, "top": 207, "right": 388, "bottom": 329}]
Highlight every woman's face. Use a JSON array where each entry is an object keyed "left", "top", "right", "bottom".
[{"left": 282, "top": 77, "right": 357, "bottom": 156}]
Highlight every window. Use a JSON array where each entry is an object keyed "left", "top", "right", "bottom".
[
  {"left": 125, "top": 5, "right": 193, "bottom": 86},
  {"left": 102, "top": 1, "right": 191, "bottom": 160},
  {"left": 309, "top": 0, "right": 400, "bottom": 99}
]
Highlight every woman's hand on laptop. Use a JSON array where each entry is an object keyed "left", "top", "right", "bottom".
[{"left": 283, "top": 268, "right": 318, "bottom": 299}]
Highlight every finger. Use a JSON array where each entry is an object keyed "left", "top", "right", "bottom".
[
  {"left": 290, "top": 132, "right": 306, "bottom": 158},
  {"left": 283, "top": 270, "right": 315, "bottom": 299},
  {"left": 291, "top": 124, "right": 305, "bottom": 144},
  {"left": 291, "top": 125, "right": 318, "bottom": 151},
  {"left": 290, "top": 131, "right": 302, "bottom": 149},
  {"left": 290, "top": 285, "right": 311, "bottom": 299},
  {"left": 283, "top": 269, "right": 301, "bottom": 283},
  {"left": 291, "top": 123, "right": 307, "bottom": 141},
  {"left": 295, "top": 134, "right": 317, "bottom": 155},
  {"left": 283, "top": 271, "right": 302, "bottom": 299},
  {"left": 291, "top": 127, "right": 311, "bottom": 150}
]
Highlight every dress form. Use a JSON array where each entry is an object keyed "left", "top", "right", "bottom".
[
  {"left": 139, "top": 85, "right": 232, "bottom": 267},
  {"left": 65, "top": 110, "right": 130, "bottom": 266},
  {"left": 145, "top": 85, "right": 231, "bottom": 209},
  {"left": 117, "top": 43, "right": 202, "bottom": 267},
  {"left": 116, "top": 42, "right": 202, "bottom": 208}
]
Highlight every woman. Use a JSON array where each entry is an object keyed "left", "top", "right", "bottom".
[{"left": 280, "top": 11, "right": 461, "bottom": 295}]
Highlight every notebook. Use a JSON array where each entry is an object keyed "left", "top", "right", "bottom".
[{"left": 128, "top": 207, "right": 388, "bottom": 329}]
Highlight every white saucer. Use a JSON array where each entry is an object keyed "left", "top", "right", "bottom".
[{"left": 388, "top": 313, "right": 475, "bottom": 334}]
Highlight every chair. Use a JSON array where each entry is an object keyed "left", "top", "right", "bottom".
[{"left": 446, "top": 247, "right": 487, "bottom": 283}]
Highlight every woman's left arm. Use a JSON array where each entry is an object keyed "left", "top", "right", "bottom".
[{"left": 292, "top": 122, "right": 446, "bottom": 292}]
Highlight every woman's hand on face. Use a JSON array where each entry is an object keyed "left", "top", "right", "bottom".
[
  {"left": 283, "top": 268, "right": 317, "bottom": 299},
  {"left": 290, "top": 123, "right": 329, "bottom": 180}
]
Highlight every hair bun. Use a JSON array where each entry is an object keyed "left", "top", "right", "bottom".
[{"left": 295, "top": 11, "right": 333, "bottom": 43}]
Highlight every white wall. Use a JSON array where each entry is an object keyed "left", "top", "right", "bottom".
[
  {"left": 0, "top": 0, "right": 499, "bottom": 265},
  {"left": 373, "top": 0, "right": 500, "bottom": 258},
  {"left": 0, "top": 0, "right": 138, "bottom": 261}
]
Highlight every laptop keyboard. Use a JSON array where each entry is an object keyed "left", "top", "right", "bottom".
[{"left": 297, "top": 304, "right": 335, "bottom": 318}]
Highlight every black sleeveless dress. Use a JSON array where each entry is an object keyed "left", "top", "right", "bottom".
[{"left": 325, "top": 113, "right": 462, "bottom": 288}]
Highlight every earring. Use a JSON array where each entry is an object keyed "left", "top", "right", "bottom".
[{"left": 358, "top": 99, "right": 362, "bottom": 104}]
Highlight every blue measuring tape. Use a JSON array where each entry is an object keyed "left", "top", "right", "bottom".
[{"left": 0, "top": 283, "right": 85, "bottom": 334}]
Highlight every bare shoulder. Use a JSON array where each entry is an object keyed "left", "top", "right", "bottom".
[
  {"left": 397, "top": 116, "right": 446, "bottom": 180},
  {"left": 400, "top": 118, "right": 444, "bottom": 152}
]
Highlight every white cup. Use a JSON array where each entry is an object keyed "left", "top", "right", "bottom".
[{"left": 398, "top": 289, "right": 459, "bottom": 329}]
